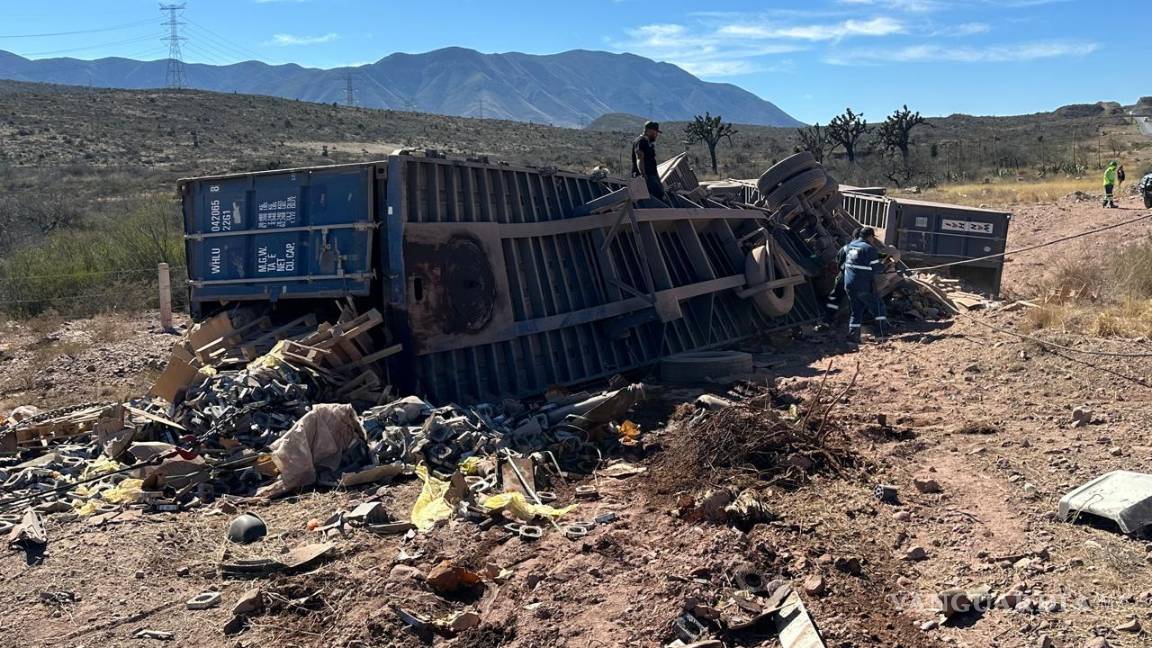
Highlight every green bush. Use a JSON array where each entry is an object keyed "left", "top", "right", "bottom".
[{"left": 0, "top": 197, "right": 184, "bottom": 316}]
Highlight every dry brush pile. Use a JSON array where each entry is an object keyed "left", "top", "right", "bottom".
[{"left": 655, "top": 377, "right": 867, "bottom": 493}]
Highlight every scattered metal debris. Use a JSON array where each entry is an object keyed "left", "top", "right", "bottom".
[{"left": 1059, "top": 471, "right": 1152, "bottom": 534}]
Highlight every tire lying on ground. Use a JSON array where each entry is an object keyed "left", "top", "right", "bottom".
[
  {"left": 765, "top": 168, "right": 826, "bottom": 210},
  {"left": 744, "top": 243, "right": 797, "bottom": 317},
  {"left": 659, "top": 351, "right": 755, "bottom": 383},
  {"left": 757, "top": 151, "right": 818, "bottom": 196}
]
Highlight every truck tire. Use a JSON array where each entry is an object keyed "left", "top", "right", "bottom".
[
  {"left": 744, "top": 244, "right": 797, "bottom": 317},
  {"left": 757, "top": 152, "right": 817, "bottom": 196},
  {"left": 765, "top": 168, "right": 826, "bottom": 210},
  {"left": 659, "top": 351, "right": 754, "bottom": 383},
  {"left": 809, "top": 178, "right": 840, "bottom": 209}
]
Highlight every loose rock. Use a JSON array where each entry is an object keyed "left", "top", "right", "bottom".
[
  {"left": 913, "top": 477, "right": 942, "bottom": 494},
  {"left": 389, "top": 565, "right": 425, "bottom": 583},
  {"left": 232, "top": 589, "right": 263, "bottom": 616},
  {"left": 802, "top": 574, "right": 826, "bottom": 596},
  {"left": 904, "top": 546, "right": 928, "bottom": 561},
  {"left": 426, "top": 561, "right": 482, "bottom": 595},
  {"left": 1071, "top": 406, "right": 1092, "bottom": 427},
  {"left": 937, "top": 589, "right": 972, "bottom": 618},
  {"left": 1115, "top": 618, "right": 1141, "bottom": 633}
]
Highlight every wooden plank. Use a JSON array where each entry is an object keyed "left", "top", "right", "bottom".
[
  {"left": 314, "top": 310, "right": 384, "bottom": 349},
  {"left": 347, "top": 344, "right": 403, "bottom": 369},
  {"left": 240, "top": 314, "right": 318, "bottom": 358},
  {"left": 123, "top": 405, "right": 186, "bottom": 432},
  {"left": 187, "top": 312, "right": 234, "bottom": 351}
]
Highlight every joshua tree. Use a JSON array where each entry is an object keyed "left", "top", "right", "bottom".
[
  {"left": 684, "top": 112, "right": 737, "bottom": 174},
  {"left": 827, "top": 108, "right": 869, "bottom": 163},
  {"left": 797, "top": 123, "right": 828, "bottom": 163},
  {"left": 878, "top": 104, "right": 931, "bottom": 170}
]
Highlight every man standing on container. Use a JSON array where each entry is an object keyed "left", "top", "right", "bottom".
[
  {"left": 1103, "top": 160, "right": 1118, "bottom": 208},
  {"left": 841, "top": 227, "right": 888, "bottom": 344},
  {"left": 632, "top": 121, "right": 666, "bottom": 205}
]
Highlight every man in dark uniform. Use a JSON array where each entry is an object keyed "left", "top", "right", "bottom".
[
  {"left": 631, "top": 120, "right": 666, "bottom": 203},
  {"left": 841, "top": 227, "right": 888, "bottom": 344},
  {"left": 818, "top": 227, "right": 861, "bottom": 329}
]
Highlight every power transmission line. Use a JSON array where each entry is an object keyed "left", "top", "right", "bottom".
[
  {"left": 160, "top": 3, "right": 187, "bottom": 90},
  {"left": 181, "top": 30, "right": 246, "bottom": 64},
  {"left": 183, "top": 43, "right": 232, "bottom": 66},
  {"left": 0, "top": 20, "right": 154, "bottom": 39},
  {"left": 183, "top": 20, "right": 265, "bottom": 62},
  {"left": 18, "top": 35, "right": 157, "bottom": 57}
]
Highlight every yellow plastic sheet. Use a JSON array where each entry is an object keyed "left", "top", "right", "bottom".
[
  {"left": 78, "top": 457, "right": 124, "bottom": 481},
  {"left": 458, "top": 456, "right": 483, "bottom": 476},
  {"left": 481, "top": 492, "right": 576, "bottom": 522},
  {"left": 410, "top": 464, "right": 457, "bottom": 532},
  {"left": 247, "top": 340, "right": 290, "bottom": 370},
  {"left": 74, "top": 478, "right": 144, "bottom": 516}
]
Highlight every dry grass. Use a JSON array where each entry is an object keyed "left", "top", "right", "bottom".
[
  {"left": 1025, "top": 235, "right": 1152, "bottom": 337},
  {"left": 909, "top": 176, "right": 1101, "bottom": 207}
]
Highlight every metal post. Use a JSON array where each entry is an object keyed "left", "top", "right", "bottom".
[{"left": 158, "top": 263, "right": 173, "bottom": 331}]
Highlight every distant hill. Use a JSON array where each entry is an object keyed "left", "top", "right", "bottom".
[{"left": 0, "top": 47, "right": 804, "bottom": 128}]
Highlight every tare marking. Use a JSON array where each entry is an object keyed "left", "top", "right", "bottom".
[{"left": 941, "top": 219, "right": 994, "bottom": 234}]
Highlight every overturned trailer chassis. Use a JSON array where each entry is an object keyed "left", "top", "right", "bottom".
[
  {"left": 182, "top": 153, "right": 822, "bottom": 403},
  {"left": 392, "top": 157, "right": 821, "bottom": 402}
]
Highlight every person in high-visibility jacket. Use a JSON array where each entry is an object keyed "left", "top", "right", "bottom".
[
  {"left": 841, "top": 227, "right": 888, "bottom": 343},
  {"left": 1103, "top": 160, "right": 1118, "bottom": 208}
]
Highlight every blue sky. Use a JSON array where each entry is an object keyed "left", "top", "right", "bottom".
[{"left": 1, "top": 0, "right": 1146, "bottom": 123}]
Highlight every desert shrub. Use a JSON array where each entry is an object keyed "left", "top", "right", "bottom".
[
  {"left": 0, "top": 197, "right": 183, "bottom": 316},
  {"left": 1029, "top": 236, "right": 1152, "bottom": 337}
]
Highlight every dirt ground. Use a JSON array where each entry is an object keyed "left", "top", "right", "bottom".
[{"left": 2, "top": 193, "right": 1152, "bottom": 648}]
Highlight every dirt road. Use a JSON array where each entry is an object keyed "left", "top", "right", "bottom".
[{"left": 2, "top": 194, "right": 1151, "bottom": 647}]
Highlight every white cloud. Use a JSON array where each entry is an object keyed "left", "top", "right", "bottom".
[
  {"left": 266, "top": 33, "right": 340, "bottom": 46},
  {"left": 941, "top": 22, "right": 991, "bottom": 36},
  {"left": 615, "top": 22, "right": 806, "bottom": 77},
  {"left": 837, "top": 0, "right": 946, "bottom": 12},
  {"left": 614, "top": 1, "right": 1084, "bottom": 80},
  {"left": 682, "top": 60, "right": 764, "bottom": 76},
  {"left": 614, "top": 15, "right": 904, "bottom": 77},
  {"left": 838, "top": 0, "right": 1072, "bottom": 10},
  {"left": 719, "top": 17, "right": 906, "bottom": 41},
  {"left": 827, "top": 40, "right": 1098, "bottom": 64}
]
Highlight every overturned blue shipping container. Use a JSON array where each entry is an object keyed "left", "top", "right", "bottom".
[{"left": 181, "top": 152, "right": 820, "bottom": 402}]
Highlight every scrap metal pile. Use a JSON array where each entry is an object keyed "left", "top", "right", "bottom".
[{"left": 0, "top": 297, "right": 651, "bottom": 543}]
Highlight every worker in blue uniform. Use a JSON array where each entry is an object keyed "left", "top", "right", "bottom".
[
  {"left": 841, "top": 227, "right": 888, "bottom": 344},
  {"left": 819, "top": 227, "right": 861, "bottom": 329}
]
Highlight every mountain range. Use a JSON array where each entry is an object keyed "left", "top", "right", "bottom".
[{"left": 0, "top": 47, "right": 803, "bottom": 128}]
